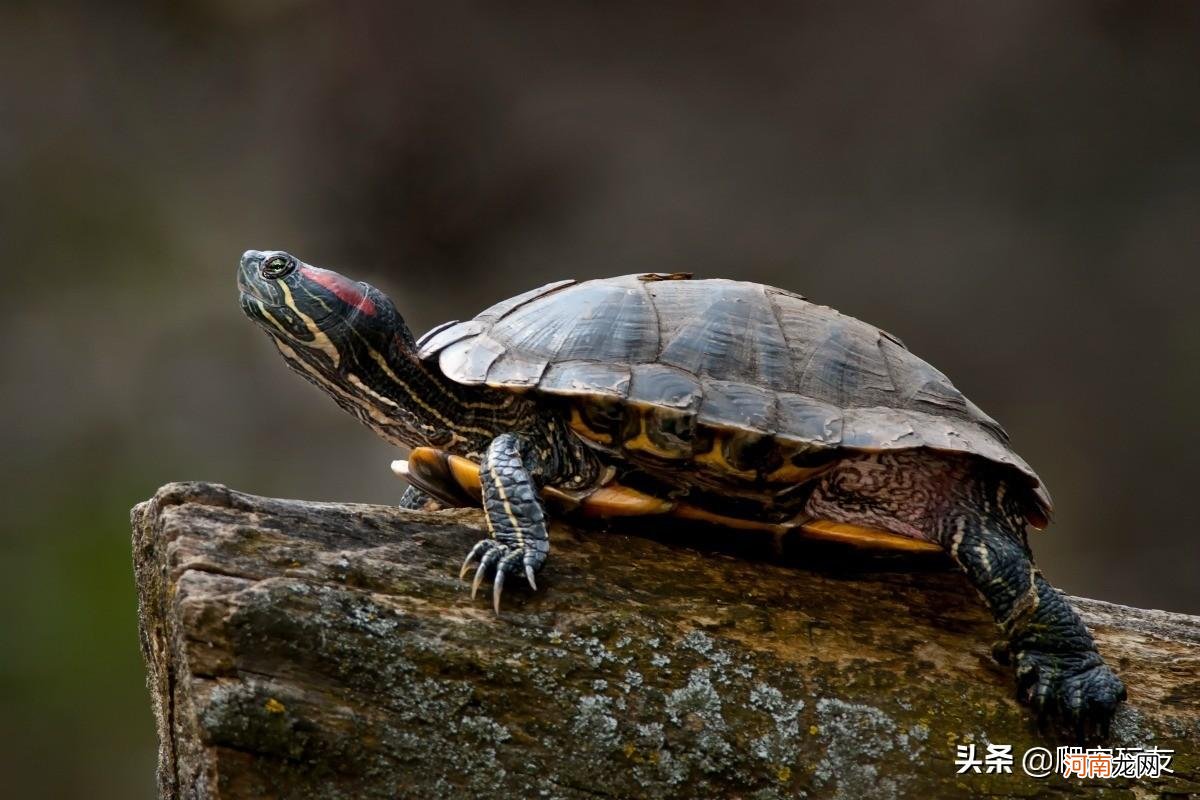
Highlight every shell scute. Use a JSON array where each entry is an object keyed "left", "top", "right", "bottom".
[
  {"left": 485, "top": 350, "right": 550, "bottom": 388},
  {"left": 628, "top": 364, "right": 702, "bottom": 411},
  {"left": 490, "top": 280, "right": 659, "bottom": 364},
  {"left": 438, "top": 334, "right": 504, "bottom": 384},
  {"left": 538, "top": 360, "right": 631, "bottom": 398},
  {"left": 416, "top": 319, "right": 482, "bottom": 360},
  {"left": 697, "top": 379, "right": 775, "bottom": 434},
  {"left": 653, "top": 281, "right": 791, "bottom": 386},
  {"left": 841, "top": 408, "right": 920, "bottom": 449},
  {"left": 773, "top": 393, "right": 844, "bottom": 446}
]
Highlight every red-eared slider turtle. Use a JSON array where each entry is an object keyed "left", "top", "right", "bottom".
[{"left": 237, "top": 250, "right": 1125, "bottom": 734}]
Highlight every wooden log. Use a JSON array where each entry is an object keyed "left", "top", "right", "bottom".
[{"left": 132, "top": 481, "right": 1199, "bottom": 799}]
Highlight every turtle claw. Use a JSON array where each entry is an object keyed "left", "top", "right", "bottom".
[
  {"left": 492, "top": 551, "right": 525, "bottom": 613},
  {"left": 459, "top": 540, "right": 489, "bottom": 580},
  {"left": 471, "top": 547, "right": 502, "bottom": 599},
  {"left": 459, "top": 538, "right": 540, "bottom": 613},
  {"left": 493, "top": 569, "right": 507, "bottom": 614}
]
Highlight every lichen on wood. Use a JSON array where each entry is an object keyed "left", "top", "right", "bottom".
[{"left": 132, "top": 482, "right": 1199, "bottom": 799}]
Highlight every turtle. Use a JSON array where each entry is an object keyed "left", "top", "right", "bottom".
[{"left": 236, "top": 249, "right": 1126, "bottom": 734}]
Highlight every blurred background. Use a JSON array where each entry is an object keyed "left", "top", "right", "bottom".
[{"left": 2, "top": 1, "right": 1198, "bottom": 796}]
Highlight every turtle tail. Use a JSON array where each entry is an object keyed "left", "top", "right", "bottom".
[{"left": 939, "top": 494, "right": 1126, "bottom": 739}]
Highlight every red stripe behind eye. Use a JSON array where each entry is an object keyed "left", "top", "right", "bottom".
[{"left": 300, "top": 266, "right": 377, "bottom": 316}]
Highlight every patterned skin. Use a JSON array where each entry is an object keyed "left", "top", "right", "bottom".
[{"left": 238, "top": 250, "right": 1124, "bottom": 737}]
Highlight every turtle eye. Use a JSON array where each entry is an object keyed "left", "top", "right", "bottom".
[{"left": 262, "top": 255, "right": 295, "bottom": 279}]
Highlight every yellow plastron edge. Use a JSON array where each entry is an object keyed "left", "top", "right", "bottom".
[{"left": 395, "top": 448, "right": 940, "bottom": 553}]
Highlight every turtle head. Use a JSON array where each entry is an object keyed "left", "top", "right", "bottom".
[
  {"left": 238, "top": 249, "right": 411, "bottom": 359},
  {"left": 237, "top": 249, "right": 445, "bottom": 446},
  {"left": 238, "top": 249, "right": 503, "bottom": 452}
]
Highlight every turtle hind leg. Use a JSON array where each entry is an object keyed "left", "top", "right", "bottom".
[
  {"left": 1014, "top": 573, "right": 1126, "bottom": 739},
  {"left": 805, "top": 451, "right": 1124, "bottom": 737},
  {"left": 943, "top": 506, "right": 1125, "bottom": 739}
]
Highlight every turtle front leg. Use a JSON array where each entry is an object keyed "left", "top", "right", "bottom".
[
  {"left": 460, "top": 433, "right": 551, "bottom": 613},
  {"left": 945, "top": 509, "right": 1126, "bottom": 738}
]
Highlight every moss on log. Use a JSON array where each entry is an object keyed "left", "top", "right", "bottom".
[{"left": 132, "top": 482, "right": 1199, "bottom": 799}]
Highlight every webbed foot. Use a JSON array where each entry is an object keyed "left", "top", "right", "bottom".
[{"left": 1015, "top": 648, "right": 1126, "bottom": 740}]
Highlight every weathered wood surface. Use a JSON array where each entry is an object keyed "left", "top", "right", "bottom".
[{"left": 132, "top": 482, "right": 1199, "bottom": 799}]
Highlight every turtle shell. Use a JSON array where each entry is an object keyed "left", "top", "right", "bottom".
[{"left": 417, "top": 274, "right": 1052, "bottom": 525}]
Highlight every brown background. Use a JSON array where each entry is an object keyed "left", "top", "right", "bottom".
[{"left": 2, "top": 2, "right": 1197, "bottom": 797}]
